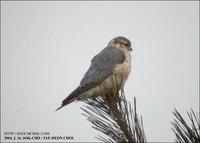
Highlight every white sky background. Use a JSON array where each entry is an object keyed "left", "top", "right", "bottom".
[{"left": 1, "top": 1, "right": 199, "bottom": 142}]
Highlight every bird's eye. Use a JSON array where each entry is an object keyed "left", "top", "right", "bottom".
[{"left": 124, "top": 43, "right": 129, "bottom": 47}]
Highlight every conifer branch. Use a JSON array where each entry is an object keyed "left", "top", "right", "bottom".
[
  {"left": 171, "top": 109, "right": 200, "bottom": 142},
  {"left": 81, "top": 90, "right": 146, "bottom": 142}
]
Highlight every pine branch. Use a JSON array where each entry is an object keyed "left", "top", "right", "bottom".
[
  {"left": 171, "top": 109, "right": 200, "bottom": 142},
  {"left": 81, "top": 90, "right": 146, "bottom": 142}
]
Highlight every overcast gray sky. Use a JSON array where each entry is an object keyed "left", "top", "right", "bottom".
[{"left": 1, "top": 1, "right": 199, "bottom": 142}]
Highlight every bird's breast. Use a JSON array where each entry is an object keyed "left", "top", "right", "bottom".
[
  {"left": 113, "top": 51, "right": 131, "bottom": 87},
  {"left": 114, "top": 52, "right": 131, "bottom": 75},
  {"left": 78, "top": 51, "right": 131, "bottom": 100}
]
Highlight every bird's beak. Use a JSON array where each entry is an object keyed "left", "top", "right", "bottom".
[{"left": 129, "top": 46, "right": 132, "bottom": 51}]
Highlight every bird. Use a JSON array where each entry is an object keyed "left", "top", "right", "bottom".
[{"left": 56, "top": 36, "right": 132, "bottom": 111}]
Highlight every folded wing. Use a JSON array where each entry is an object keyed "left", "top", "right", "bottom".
[{"left": 56, "top": 47, "right": 125, "bottom": 110}]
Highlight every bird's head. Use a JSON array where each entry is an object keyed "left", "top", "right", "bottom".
[{"left": 107, "top": 36, "right": 132, "bottom": 52}]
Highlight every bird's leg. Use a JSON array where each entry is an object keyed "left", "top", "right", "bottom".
[
  {"left": 120, "top": 88, "right": 125, "bottom": 101},
  {"left": 121, "top": 88, "right": 125, "bottom": 96},
  {"left": 110, "top": 75, "right": 117, "bottom": 98},
  {"left": 116, "top": 74, "right": 124, "bottom": 101},
  {"left": 113, "top": 75, "right": 122, "bottom": 102}
]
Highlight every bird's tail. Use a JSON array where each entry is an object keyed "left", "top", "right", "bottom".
[
  {"left": 56, "top": 94, "right": 77, "bottom": 111},
  {"left": 56, "top": 86, "right": 85, "bottom": 111},
  {"left": 56, "top": 83, "right": 97, "bottom": 111}
]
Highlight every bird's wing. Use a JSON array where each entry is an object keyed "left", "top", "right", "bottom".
[
  {"left": 80, "top": 47, "right": 125, "bottom": 85},
  {"left": 56, "top": 48, "right": 125, "bottom": 110}
]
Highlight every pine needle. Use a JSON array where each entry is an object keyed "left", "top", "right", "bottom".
[
  {"left": 81, "top": 90, "right": 146, "bottom": 142},
  {"left": 171, "top": 109, "right": 200, "bottom": 142}
]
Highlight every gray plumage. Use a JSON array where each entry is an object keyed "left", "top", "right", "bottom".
[
  {"left": 56, "top": 48, "right": 125, "bottom": 110},
  {"left": 80, "top": 47, "right": 125, "bottom": 85},
  {"left": 56, "top": 36, "right": 132, "bottom": 111}
]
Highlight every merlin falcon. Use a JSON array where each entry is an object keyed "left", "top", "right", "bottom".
[{"left": 56, "top": 36, "right": 132, "bottom": 110}]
